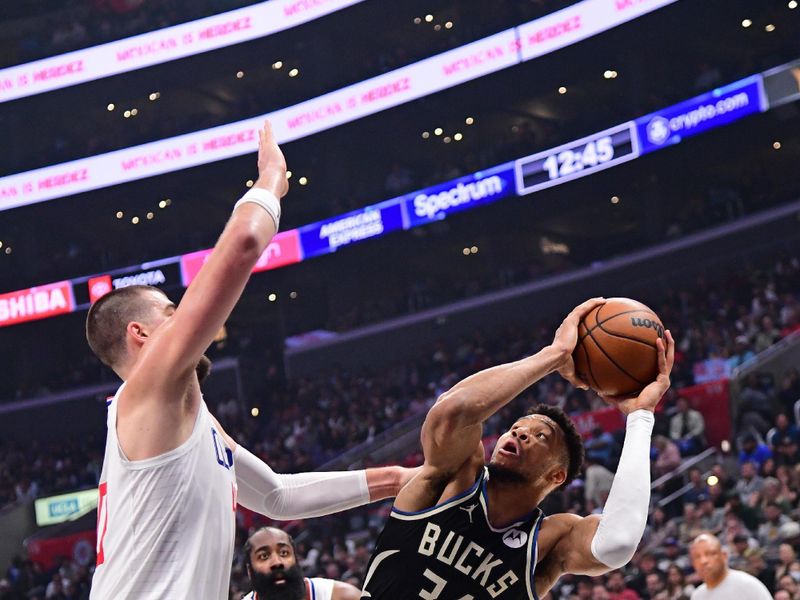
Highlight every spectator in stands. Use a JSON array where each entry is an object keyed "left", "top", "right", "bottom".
[
  {"left": 767, "top": 413, "right": 800, "bottom": 449},
  {"left": 644, "top": 571, "right": 667, "bottom": 599},
  {"left": 754, "top": 316, "right": 781, "bottom": 353},
  {"left": 684, "top": 467, "right": 709, "bottom": 505},
  {"left": 738, "top": 374, "right": 775, "bottom": 434},
  {"left": 669, "top": 397, "right": 706, "bottom": 455},
  {"left": 757, "top": 502, "right": 792, "bottom": 560},
  {"left": 629, "top": 552, "right": 661, "bottom": 597},
  {"left": 696, "top": 495, "right": 724, "bottom": 536},
  {"left": 664, "top": 563, "right": 695, "bottom": 600},
  {"left": 654, "top": 435, "right": 682, "bottom": 475},
  {"left": 775, "top": 574, "right": 799, "bottom": 599},
  {"left": 739, "top": 434, "right": 773, "bottom": 468},
  {"left": 606, "top": 570, "right": 641, "bottom": 600},
  {"left": 688, "top": 533, "right": 771, "bottom": 599},
  {"left": 774, "top": 543, "right": 797, "bottom": 587},
  {"left": 778, "top": 368, "right": 800, "bottom": 415},
  {"left": 593, "top": 583, "right": 612, "bottom": 599},
  {"left": 726, "top": 533, "right": 755, "bottom": 572},
  {"left": 736, "top": 461, "right": 765, "bottom": 507},
  {"left": 679, "top": 504, "right": 705, "bottom": 546},
  {"left": 773, "top": 435, "right": 800, "bottom": 469},
  {"left": 584, "top": 425, "right": 617, "bottom": 466},
  {"left": 584, "top": 454, "right": 615, "bottom": 512},
  {"left": 726, "top": 335, "right": 755, "bottom": 371},
  {"left": 743, "top": 547, "right": 775, "bottom": 592}
]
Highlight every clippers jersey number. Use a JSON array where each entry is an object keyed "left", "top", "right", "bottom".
[{"left": 96, "top": 482, "right": 109, "bottom": 566}]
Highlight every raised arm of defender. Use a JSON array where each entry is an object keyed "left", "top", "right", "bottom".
[{"left": 133, "top": 121, "right": 287, "bottom": 390}]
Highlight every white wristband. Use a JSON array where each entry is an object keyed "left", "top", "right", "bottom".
[{"left": 234, "top": 187, "right": 281, "bottom": 231}]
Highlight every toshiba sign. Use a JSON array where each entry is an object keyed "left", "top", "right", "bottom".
[{"left": 0, "top": 281, "right": 75, "bottom": 327}]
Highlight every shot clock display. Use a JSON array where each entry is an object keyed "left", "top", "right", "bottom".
[{"left": 514, "top": 122, "right": 640, "bottom": 195}]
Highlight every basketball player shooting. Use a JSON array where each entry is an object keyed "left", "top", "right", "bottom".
[
  {"left": 361, "top": 298, "right": 674, "bottom": 599},
  {"left": 85, "top": 121, "right": 413, "bottom": 599}
]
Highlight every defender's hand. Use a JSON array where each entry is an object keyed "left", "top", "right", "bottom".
[
  {"left": 603, "top": 330, "right": 675, "bottom": 414},
  {"left": 552, "top": 297, "right": 605, "bottom": 389},
  {"left": 254, "top": 120, "right": 289, "bottom": 199}
]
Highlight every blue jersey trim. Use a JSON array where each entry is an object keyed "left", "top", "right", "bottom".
[
  {"left": 391, "top": 471, "right": 483, "bottom": 516},
  {"left": 531, "top": 512, "right": 544, "bottom": 600}
]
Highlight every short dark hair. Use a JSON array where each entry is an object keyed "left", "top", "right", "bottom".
[
  {"left": 526, "top": 403, "right": 584, "bottom": 487},
  {"left": 243, "top": 527, "right": 297, "bottom": 570},
  {"left": 86, "top": 285, "right": 163, "bottom": 367}
]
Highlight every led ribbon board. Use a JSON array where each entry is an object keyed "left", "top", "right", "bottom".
[
  {"left": 0, "top": 0, "right": 679, "bottom": 211},
  {"left": 0, "top": 0, "right": 367, "bottom": 103},
  {"left": 0, "top": 73, "right": 771, "bottom": 328}
]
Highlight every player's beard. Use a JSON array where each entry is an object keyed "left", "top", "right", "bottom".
[
  {"left": 196, "top": 355, "right": 212, "bottom": 383},
  {"left": 487, "top": 462, "right": 528, "bottom": 485},
  {"left": 249, "top": 564, "right": 305, "bottom": 600}
]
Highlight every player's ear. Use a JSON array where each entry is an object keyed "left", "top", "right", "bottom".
[
  {"left": 550, "top": 465, "right": 567, "bottom": 487},
  {"left": 126, "top": 321, "right": 149, "bottom": 343}
]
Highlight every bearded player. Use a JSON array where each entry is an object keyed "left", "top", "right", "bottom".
[
  {"left": 87, "top": 122, "right": 412, "bottom": 599},
  {"left": 361, "top": 298, "right": 674, "bottom": 599},
  {"left": 242, "top": 527, "right": 361, "bottom": 600}
]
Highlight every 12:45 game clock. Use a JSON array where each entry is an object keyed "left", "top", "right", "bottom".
[{"left": 514, "top": 122, "right": 640, "bottom": 195}]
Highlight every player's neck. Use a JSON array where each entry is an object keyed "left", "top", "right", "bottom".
[{"left": 485, "top": 479, "right": 544, "bottom": 527}]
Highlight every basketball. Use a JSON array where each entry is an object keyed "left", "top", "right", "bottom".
[{"left": 572, "top": 297, "right": 665, "bottom": 397}]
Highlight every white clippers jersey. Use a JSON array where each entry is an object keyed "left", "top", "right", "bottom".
[
  {"left": 90, "top": 385, "right": 237, "bottom": 599},
  {"left": 242, "top": 577, "right": 336, "bottom": 600}
]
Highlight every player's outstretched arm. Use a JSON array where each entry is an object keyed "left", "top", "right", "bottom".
[
  {"left": 542, "top": 332, "right": 674, "bottom": 580},
  {"left": 134, "top": 121, "right": 287, "bottom": 389},
  {"left": 420, "top": 298, "right": 605, "bottom": 476},
  {"left": 234, "top": 441, "right": 417, "bottom": 519}
]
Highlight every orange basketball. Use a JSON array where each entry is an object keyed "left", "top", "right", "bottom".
[{"left": 572, "top": 297, "right": 665, "bottom": 397}]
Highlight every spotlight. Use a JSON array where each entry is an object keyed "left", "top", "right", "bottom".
[
  {"left": 422, "top": 131, "right": 430, "bottom": 139},
  {"left": 251, "top": 407, "right": 260, "bottom": 417},
  {"left": 790, "top": 1, "right": 798, "bottom": 9},
  {"left": 765, "top": 23, "right": 776, "bottom": 32},
  {"left": 298, "top": 176, "right": 308, "bottom": 185},
  {"left": 603, "top": 70, "right": 618, "bottom": 79},
  {"left": 116, "top": 211, "right": 124, "bottom": 219},
  {"left": 611, "top": 196, "right": 620, "bottom": 204},
  {"left": 107, "top": 103, "right": 115, "bottom": 111},
  {"left": 131, "top": 216, "right": 140, "bottom": 224},
  {"left": 272, "top": 61, "right": 283, "bottom": 69},
  {"left": 413, "top": 17, "right": 421, "bottom": 24},
  {"left": 289, "top": 291, "right": 298, "bottom": 299},
  {"left": 146, "top": 212, "right": 154, "bottom": 220},
  {"left": 434, "top": 127, "right": 443, "bottom": 136},
  {"left": 268, "top": 293, "right": 277, "bottom": 302},
  {"left": 454, "top": 133, "right": 463, "bottom": 141},
  {"left": 425, "top": 14, "right": 433, "bottom": 22},
  {"left": 558, "top": 86, "right": 567, "bottom": 94},
  {"left": 462, "top": 248, "right": 470, "bottom": 256},
  {"left": 445, "top": 21, "right": 453, "bottom": 29},
  {"left": 236, "top": 70, "right": 245, "bottom": 78},
  {"left": 741, "top": 18, "right": 752, "bottom": 27},
  {"left": 774, "top": 141, "right": 782, "bottom": 150},
  {"left": 148, "top": 92, "right": 160, "bottom": 101},
  {"left": 289, "top": 68, "right": 299, "bottom": 77},
  {"left": 465, "top": 117, "right": 474, "bottom": 125},
  {"left": 707, "top": 475, "right": 719, "bottom": 486}
]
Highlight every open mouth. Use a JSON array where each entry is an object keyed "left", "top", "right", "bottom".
[
  {"left": 499, "top": 439, "right": 520, "bottom": 457},
  {"left": 272, "top": 574, "right": 287, "bottom": 586}
]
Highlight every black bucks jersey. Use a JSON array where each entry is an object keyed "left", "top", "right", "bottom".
[{"left": 361, "top": 468, "right": 543, "bottom": 600}]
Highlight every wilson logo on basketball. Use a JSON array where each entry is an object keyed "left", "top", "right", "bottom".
[{"left": 630, "top": 317, "right": 664, "bottom": 337}]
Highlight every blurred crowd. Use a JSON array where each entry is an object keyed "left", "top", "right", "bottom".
[{"left": 1, "top": 253, "right": 799, "bottom": 598}]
